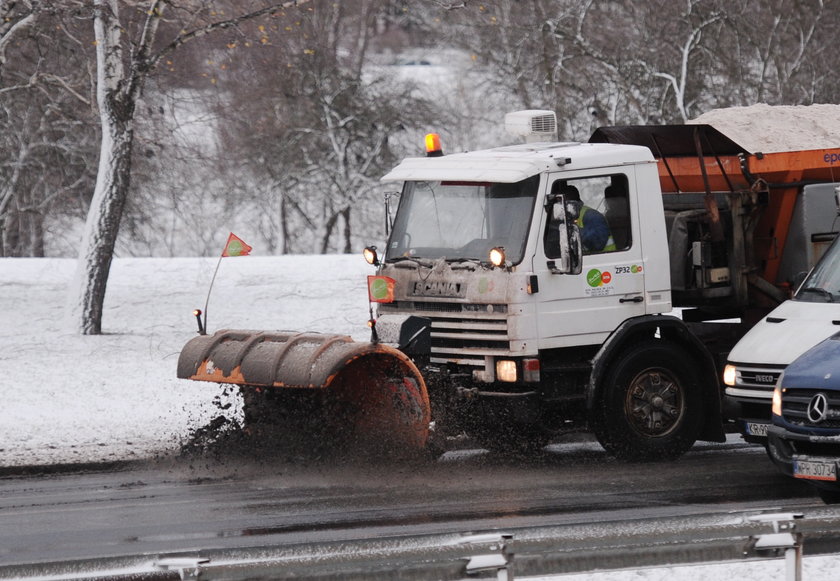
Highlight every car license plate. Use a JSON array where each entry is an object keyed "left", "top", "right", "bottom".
[
  {"left": 793, "top": 458, "right": 838, "bottom": 481},
  {"left": 746, "top": 422, "right": 769, "bottom": 437}
]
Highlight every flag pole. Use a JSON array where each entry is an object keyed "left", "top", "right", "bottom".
[
  {"left": 202, "top": 251, "right": 225, "bottom": 335},
  {"left": 198, "top": 233, "right": 252, "bottom": 335}
]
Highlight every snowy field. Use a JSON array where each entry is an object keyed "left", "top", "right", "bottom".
[
  {"left": 0, "top": 254, "right": 372, "bottom": 468},
  {"left": 2, "top": 254, "right": 838, "bottom": 579}
]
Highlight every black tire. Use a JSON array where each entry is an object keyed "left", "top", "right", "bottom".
[{"left": 592, "top": 340, "right": 703, "bottom": 461}]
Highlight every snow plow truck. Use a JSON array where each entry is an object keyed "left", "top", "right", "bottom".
[{"left": 177, "top": 108, "right": 840, "bottom": 461}]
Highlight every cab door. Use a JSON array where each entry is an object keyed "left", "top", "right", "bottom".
[{"left": 533, "top": 170, "right": 646, "bottom": 349}]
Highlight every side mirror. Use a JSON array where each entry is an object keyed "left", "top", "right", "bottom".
[
  {"left": 545, "top": 194, "right": 582, "bottom": 275},
  {"left": 384, "top": 191, "right": 400, "bottom": 235},
  {"left": 550, "top": 199, "right": 564, "bottom": 222},
  {"left": 792, "top": 270, "right": 809, "bottom": 294}
]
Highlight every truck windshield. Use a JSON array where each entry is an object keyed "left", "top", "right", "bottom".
[
  {"left": 796, "top": 236, "right": 840, "bottom": 302},
  {"left": 385, "top": 175, "right": 539, "bottom": 264}
]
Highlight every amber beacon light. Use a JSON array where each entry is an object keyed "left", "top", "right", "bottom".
[{"left": 425, "top": 133, "right": 443, "bottom": 157}]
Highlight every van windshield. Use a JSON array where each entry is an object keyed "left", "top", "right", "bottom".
[
  {"left": 385, "top": 175, "right": 539, "bottom": 265},
  {"left": 796, "top": 236, "right": 840, "bottom": 302}
]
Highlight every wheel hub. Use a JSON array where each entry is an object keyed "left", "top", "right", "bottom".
[{"left": 626, "top": 369, "right": 684, "bottom": 437}]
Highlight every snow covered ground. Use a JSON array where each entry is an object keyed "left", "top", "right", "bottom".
[
  {"left": 525, "top": 555, "right": 837, "bottom": 581},
  {"left": 0, "top": 254, "right": 371, "bottom": 468},
  {"left": 2, "top": 254, "right": 838, "bottom": 579}
]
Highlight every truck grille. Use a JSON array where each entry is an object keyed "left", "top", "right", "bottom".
[
  {"left": 782, "top": 389, "right": 840, "bottom": 429},
  {"left": 730, "top": 365, "right": 784, "bottom": 398},
  {"left": 380, "top": 301, "right": 510, "bottom": 366}
]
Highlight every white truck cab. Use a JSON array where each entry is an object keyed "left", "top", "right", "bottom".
[{"left": 370, "top": 111, "right": 725, "bottom": 460}]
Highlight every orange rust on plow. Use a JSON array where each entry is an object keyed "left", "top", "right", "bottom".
[{"left": 177, "top": 330, "right": 431, "bottom": 453}]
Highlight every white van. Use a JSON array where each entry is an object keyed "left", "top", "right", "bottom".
[{"left": 724, "top": 192, "right": 840, "bottom": 442}]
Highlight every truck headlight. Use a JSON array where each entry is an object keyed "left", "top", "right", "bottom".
[
  {"left": 722, "top": 364, "right": 737, "bottom": 386},
  {"left": 363, "top": 246, "right": 379, "bottom": 266},
  {"left": 489, "top": 247, "right": 506, "bottom": 267},
  {"left": 496, "top": 360, "right": 517, "bottom": 382}
]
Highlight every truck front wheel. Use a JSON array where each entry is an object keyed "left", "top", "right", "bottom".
[{"left": 592, "top": 341, "right": 703, "bottom": 461}]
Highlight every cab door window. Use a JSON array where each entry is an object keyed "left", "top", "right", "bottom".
[{"left": 544, "top": 174, "right": 631, "bottom": 257}]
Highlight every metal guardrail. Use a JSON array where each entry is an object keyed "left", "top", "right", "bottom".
[
  {"left": 1, "top": 511, "right": 838, "bottom": 581},
  {"left": 745, "top": 513, "right": 805, "bottom": 581}
]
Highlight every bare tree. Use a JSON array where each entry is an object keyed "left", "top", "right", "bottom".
[
  {"left": 1, "top": 0, "right": 837, "bottom": 311},
  {"left": 423, "top": 0, "right": 840, "bottom": 132},
  {"left": 0, "top": 1, "right": 98, "bottom": 257},
  {"left": 66, "top": 0, "right": 313, "bottom": 335},
  {"left": 0, "top": 1, "right": 39, "bottom": 70},
  {"left": 217, "top": 0, "right": 430, "bottom": 255}
]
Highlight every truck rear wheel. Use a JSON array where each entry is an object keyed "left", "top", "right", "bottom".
[{"left": 592, "top": 340, "right": 702, "bottom": 461}]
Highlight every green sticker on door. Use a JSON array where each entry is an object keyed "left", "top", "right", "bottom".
[
  {"left": 586, "top": 268, "right": 613, "bottom": 297},
  {"left": 587, "top": 269, "right": 612, "bottom": 287}
]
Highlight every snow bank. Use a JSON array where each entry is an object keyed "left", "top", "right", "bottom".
[
  {"left": 0, "top": 255, "right": 371, "bottom": 467},
  {"left": 524, "top": 553, "right": 839, "bottom": 581},
  {"left": 690, "top": 104, "right": 840, "bottom": 153}
]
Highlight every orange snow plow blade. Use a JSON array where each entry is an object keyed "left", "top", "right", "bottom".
[{"left": 177, "top": 330, "right": 431, "bottom": 453}]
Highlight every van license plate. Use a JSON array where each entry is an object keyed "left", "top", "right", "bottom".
[
  {"left": 746, "top": 422, "right": 769, "bottom": 437},
  {"left": 793, "top": 458, "right": 837, "bottom": 481}
]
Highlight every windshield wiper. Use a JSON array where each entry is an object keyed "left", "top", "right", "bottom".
[
  {"left": 797, "top": 287, "right": 836, "bottom": 302},
  {"left": 445, "top": 258, "right": 481, "bottom": 270},
  {"left": 386, "top": 256, "right": 437, "bottom": 268}
]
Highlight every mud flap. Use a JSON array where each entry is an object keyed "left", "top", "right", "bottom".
[{"left": 177, "top": 330, "right": 431, "bottom": 454}]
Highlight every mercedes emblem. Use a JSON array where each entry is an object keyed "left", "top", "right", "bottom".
[{"left": 807, "top": 392, "right": 829, "bottom": 424}]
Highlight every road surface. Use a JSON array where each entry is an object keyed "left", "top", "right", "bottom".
[{"left": 2, "top": 435, "right": 839, "bottom": 580}]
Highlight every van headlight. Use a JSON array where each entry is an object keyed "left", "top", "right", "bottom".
[{"left": 722, "top": 364, "right": 737, "bottom": 387}]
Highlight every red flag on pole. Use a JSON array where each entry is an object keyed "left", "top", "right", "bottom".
[
  {"left": 367, "top": 275, "right": 396, "bottom": 303},
  {"left": 221, "top": 232, "right": 252, "bottom": 257}
]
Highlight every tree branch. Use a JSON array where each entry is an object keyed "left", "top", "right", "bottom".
[
  {"left": 0, "top": 9, "right": 38, "bottom": 67},
  {"left": 145, "top": 0, "right": 313, "bottom": 74}
]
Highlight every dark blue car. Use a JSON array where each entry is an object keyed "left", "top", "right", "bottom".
[{"left": 767, "top": 330, "right": 840, "bottom": 504}]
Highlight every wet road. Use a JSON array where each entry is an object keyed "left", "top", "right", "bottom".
[{"left": 1, "top": 436, "right": 838, "bottom": 579}]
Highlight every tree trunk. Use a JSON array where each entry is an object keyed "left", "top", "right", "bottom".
[
  {"left": 320, "top": 211, "right": 339, "bottom": 254},
  {"left": 67, "top": 118, "right": 135, "bottom": 334},
  {"left": 27, "top": 209, "right": 45, "bottom": 257},
  {"left": 2, "top": 213, "right": 19, "bottom": 256},
  {"left": 66, "top": 0, "right": 137, "bottom": 335},
  {"left": 281, "top": 193, "right": 290, "bottom": 254},
  {"left": 341, "top": 206, "right": 351, "bottom": 254}
]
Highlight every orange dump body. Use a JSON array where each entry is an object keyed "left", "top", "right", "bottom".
[
  {"left": 661, "top": 148, "right": 840, "bottom": 287},
  {"left": 591, "top": 125, "right": 840, "bottom": 296}
]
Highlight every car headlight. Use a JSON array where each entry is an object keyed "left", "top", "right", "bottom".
[
  {"left": 771, "top": 387, "right": 783, "bottom": 416},
  {"left": 771, "top": 373, "right": 784, "bottom": 416}
]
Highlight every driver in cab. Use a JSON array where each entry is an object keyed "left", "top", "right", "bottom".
[{"left": 556, "top": 183, "right": 616, "bottom": 254}]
